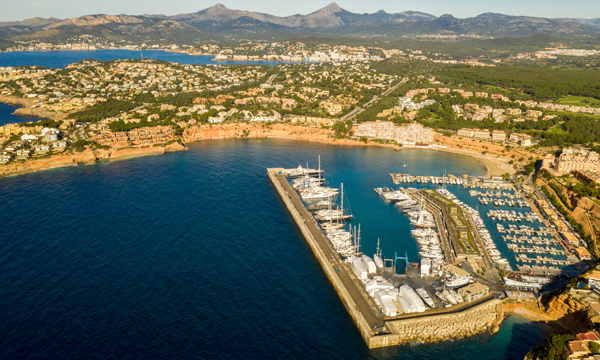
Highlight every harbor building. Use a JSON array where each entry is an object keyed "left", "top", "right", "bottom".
[
  {"left": 442, "top": 264, "right": 470, "bottom": 279},
  {"left": 458, "top": 282, "right": 490, "bottom": 302},
  {"left": 575, "top": 247, "right": 592, "bottom": 261}
]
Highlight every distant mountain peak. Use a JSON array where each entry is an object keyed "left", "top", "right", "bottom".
[{"left": 323, "top": 2, "right": 343, "bottom": 12}]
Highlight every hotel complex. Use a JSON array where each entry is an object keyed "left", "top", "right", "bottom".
[
  {"left": 544, "top": 148, "right": 600, "bottom": 174},
  {"left": 354, "top": 121, "right": 435, "bottom": 143}
]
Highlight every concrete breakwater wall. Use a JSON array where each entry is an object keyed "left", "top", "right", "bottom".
[
  {"left": 383, "top": 300, "right": 503, "bottom": 345},
  {"left": 267, "top": 168, "right": 377, "bottom": 346}
]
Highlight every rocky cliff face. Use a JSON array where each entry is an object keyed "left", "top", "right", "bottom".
[
  {"left": 0, "top": 144, "right": 188, "bottom": 178},
  {"left": 544, "top": 293, "right": 594, "bottom": 333}
]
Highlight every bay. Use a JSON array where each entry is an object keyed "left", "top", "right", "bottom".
[
  {"left": 0, "top": 102, "right": 42, "bottom": 126},
  {"left": 0, "top": 138, "right": 549, "bottom": 359},
  {"left": 0, "top": 50, "right": 296, "bottom": 69}
]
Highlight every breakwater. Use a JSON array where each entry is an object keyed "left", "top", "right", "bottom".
[{"left": 385, "top": 300, "right": 503, "bottom": 344}]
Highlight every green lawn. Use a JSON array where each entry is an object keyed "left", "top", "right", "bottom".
[{"left": 554, "top": 95, "right": 600, "bottom": 108}]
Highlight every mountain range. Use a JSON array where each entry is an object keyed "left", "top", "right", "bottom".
[{"left": 1, "top": 3, "right": 599, "bottom": 45}]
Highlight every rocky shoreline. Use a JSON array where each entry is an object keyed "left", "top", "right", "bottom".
[
  {"left": 0, "top": 142, "right": 188, "bottom": 178},
  {"left": 0, "top": 120, "right": 518, "bottom": 178}
]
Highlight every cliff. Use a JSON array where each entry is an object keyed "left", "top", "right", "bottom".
[
  {"left": 0, "top": 144, "right": 188, "bottom": 178},
  {"left": 0, "top": 95, "right": 69, "bottom": 121},
  {"left": 502, "top": 291, "right": 594, "bottom": 334}
]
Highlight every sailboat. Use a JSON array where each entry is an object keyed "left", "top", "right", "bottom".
[{"left": 315, "top": 183, "right": 352, "bottom": 222}]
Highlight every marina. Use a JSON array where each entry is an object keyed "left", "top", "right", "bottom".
[
  {"left": 268, "top": 163, "right": 503, "bottom": 348},
  {"left": 381, "top": 172, "right": 578, "bottom": 284}
]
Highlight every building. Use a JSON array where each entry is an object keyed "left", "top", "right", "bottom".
[
  {"left": 565, "top": 340, "right": 590, "bottom": 359},
  {"left": 442, "top": 264, "right": 470, "bottom": 279},
  {"left": 394, "top": 122, "right": 435, "bottom": 143},
  {"left": 473, "top": 128, "right": 491, "bottom": 141},
  {"left": 575, "top": 247, "right": 592, "bottom": 261},
  {"left": 552, "top": 219, "right": 569, "bottom": 232},
  {"left": 458, "top": 282, "right": 490, "bottom": 302},
  {"left": 554, "top": 148, "right": 600, "bottom": 174},
  {"left": 491, "top": 130, "right": 506, "bottom": 142},
  {"left": 377, "top": 121, "right": 395, "bottom": 140},
  {"left": 573, "top": 170, "right": 600, "bottom": 185},
  {"left": 542, "top": 207, "right": 559, "bottom": 220},
  {"left": 457, "top": 128, "right": 474, "bottom": 138},
  {"left": 354, "top": 121, "right": 435, "bottom": 143},
  {"left": 542, "top": 154, "right": 555, "bottom": 170},
  {"left": 560, "top": 232, "right": 581, "bottom": 247},
  {"left": 586, "top": 271, "right": 600, "bottom": 290},
  {"left": 509, "top": 133, "right": 532, "bottom": 147}
]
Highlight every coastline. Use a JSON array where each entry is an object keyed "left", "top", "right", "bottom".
[{"left": 1, "top": 119, "right": 515, "bottom": 179}]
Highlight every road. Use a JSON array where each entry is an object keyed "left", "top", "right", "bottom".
[
  {"left": 340, "top": 77, "right": 409, "bottom": 121},
  {"left": 275, "top": 173, "right": 385, "bottom": 328},
  {"left": 265, "top": 73, "right": 278, "bottom": 85}
]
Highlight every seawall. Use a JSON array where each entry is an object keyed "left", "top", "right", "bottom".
[{"left": 267, "top": 168, "right": 379, "bottom": 346}]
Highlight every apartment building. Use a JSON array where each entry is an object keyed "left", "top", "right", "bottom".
[
  {"left": 553, "top": 148, "right": 600, "bottom": 173},
  {"left": 354, "top": 121, "right": 434, "bottom": 143},
  {"left": 491, "top": 130, "right": 507, "bottom": 142},
  {"left": 509, "top": 133, "right": 532, "bottom": 147}
]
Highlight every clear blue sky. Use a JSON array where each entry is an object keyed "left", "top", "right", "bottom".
[{"left": 2, "top": 0, "right": 599, "bottom": 22}]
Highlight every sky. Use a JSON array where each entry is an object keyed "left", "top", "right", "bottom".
[{"left": 1, "top": 0, "right": 599, "bottom": 22}]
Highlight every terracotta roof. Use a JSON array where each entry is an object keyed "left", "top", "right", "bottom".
[
  {"left": 568, "top": 340, "right": 588, "bottom": 353},
  {"left": 577, "top": 332, "right": 600, "bottom": 341}
]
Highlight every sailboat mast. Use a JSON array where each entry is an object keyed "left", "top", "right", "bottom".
[
  {"left": 340, "top": 183, "right": 344, "bottom": 213},
  {"left": 357, "top": 224, "right": 361, "bottom": 255},
  {"left": 318, "top": 155, "right": 321, "bottom": 182}
]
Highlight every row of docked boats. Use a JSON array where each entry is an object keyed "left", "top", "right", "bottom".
[
  {"left": 478, "top": 197, "right": 530, "bottom": 207},
  {"left": 391, "top": 174, "right": 465, "bottom": 185},
  {"left": 469, "top": 190, "right": 517, "bottom": 198},
  {"left": 435, "top": 289, "right": 465, "bottom": 307},
  {"left": 289, "top": 158, "right": 356, "bottom": 259},
  {"left": 438, "top": 188, "right": 509, "bottom": 266},
  {"left": 488, "top": 210, "right": 540, "bottom": 222}
]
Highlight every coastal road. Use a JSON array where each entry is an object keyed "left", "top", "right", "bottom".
[
  {"left": 340, "top": 77, "right": 409, "bottom": 121},
  {"left": 275, "top": 174, "right": 385, "bottom": 329}
]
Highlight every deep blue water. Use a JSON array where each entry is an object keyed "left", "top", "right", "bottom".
[
  {"left": 0, "top": 103, "right": 42, "bottom": 126},
  {"left": 0, "top": 138, "right": 550, "bottom": 359},
  {"left": 0, "top": 50, "right": 295, "bottom": 69}
]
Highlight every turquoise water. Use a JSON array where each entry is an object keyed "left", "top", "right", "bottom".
[
  {"left": 0, "top": 50, "right": 297, "bottom": 69},
  {"left": 0, "top": 137, "right": 550, "bottom": 359}
]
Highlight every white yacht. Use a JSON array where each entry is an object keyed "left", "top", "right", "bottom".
[
  {"left": 445, "top": 275, "right": 472, "bottom": 289},
  {"left": 415, "top": 288, "right": 436, "bottom": 308}
]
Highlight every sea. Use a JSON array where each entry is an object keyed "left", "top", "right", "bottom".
[
  {"left": 0, "top": 51, "right": 551, "bottom": 359},
  {"left": 0, "top": 49, "right": 297, "bottom": 69},
  {"left": 0, "top": 135, "right": 551, "bottom": 359}
]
